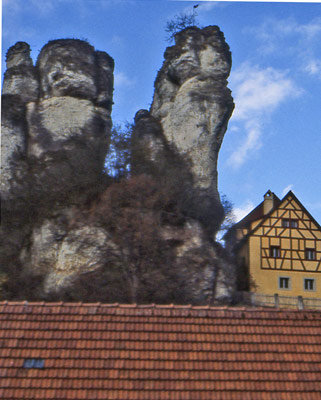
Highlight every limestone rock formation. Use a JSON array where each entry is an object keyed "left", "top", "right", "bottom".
[
  {"left": 1, "top": 39, "right": 113, "bottom": 209},
  {"left": 22, "top": 211, "right": 118, "bottom": 297},
  {"left": 131, "top": 109, "right": 188, "bottom": 178},
  {"left": 1, "top": 39, "right": 114, "bottom": 294},
  {"left": 2, "top": 42, "right": 39, "bottom": 103},
  {"left": 1, "top": 31, "right": 235, "bottom": 303},
  {"left": 150, "top": 26, "right": 234, "bottom": 232}
]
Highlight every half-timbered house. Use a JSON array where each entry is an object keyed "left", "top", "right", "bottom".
[{"left": 225, "top": 190, "right": 321, "bottom": 298}]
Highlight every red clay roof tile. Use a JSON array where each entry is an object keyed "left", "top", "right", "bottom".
[{"left": 0, "top": 302, "right": 321, "bottom": 399}]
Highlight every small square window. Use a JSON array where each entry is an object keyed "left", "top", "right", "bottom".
[
  {"left": 305, "top": 249, "right": 316, "bottom": 260},
  {"left": 290, "top": 220, "right": 298, "bottom": 228},
  {"left": 270, "top": 246, "right": 280, "bottom": 258},
  {"left": 282, "top": 219, "right": 298, "bottom": 228},
  {"left": 279, "top": 277, "right": 290, "bottom": 289},
  {"left": 304, "top": 278, "right": 315, "bottom": 291}
]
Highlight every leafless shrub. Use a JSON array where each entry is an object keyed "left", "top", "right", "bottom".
[{"left": 165, "top": 10, "right": 200, "bottom": 43}]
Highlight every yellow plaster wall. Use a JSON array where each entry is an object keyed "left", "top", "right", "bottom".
[
  {"left": 247, "top": 235, "right": 321, "bottom": 298},
  {"left": 250, "top": 267, "right": 321, "bottom": 298}
]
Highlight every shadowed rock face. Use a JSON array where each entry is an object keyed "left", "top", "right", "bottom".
[
  {"left": 1, "top": 39, "right": 114, "bottom": 292},
  {"left": 1, "top": 39, "right": 114, "bottom": 207},
  {"left": 131, "top": 110, "right": 177, "bottom": 176},
  {"left": 5, "top": 41, "right": 33, "bottom": 68},
  {"left": 37, "top": 40, "right": 114, "bottom": 110},
  {"left": 150, "top": 26, "right": 234, "bottom": 212}
]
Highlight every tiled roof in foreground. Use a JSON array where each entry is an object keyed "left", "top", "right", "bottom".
[{"left": 0, "top": 302, "right": 321, "bottom": 400}]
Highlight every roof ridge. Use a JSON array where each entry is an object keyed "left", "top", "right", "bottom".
[{"left": 0, "top": 301, "right": 320, "bottom": 315}]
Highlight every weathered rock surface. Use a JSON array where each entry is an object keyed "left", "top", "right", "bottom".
[
  {"left": 1, "top": 39, "right": 114, "bottom": 296},
  {"left": 23, "top": 211, "right": 118, "bottom": 297},
  {"left": 0, "top": 96, "right": 27, "bottom": 204},
  {"left": 1, "top": 32, "right": 235, "bottom": 303},
  {"left": 131, "top": 109, "right": 184, "bottom": 177},
  {"left": 1, "top": 39, "right": 113, "bottom": 208},
  {"left": 160, "top": 220, "right": 233, "bottom": 302},
  {"left": 150, "top": 26, "right": 234, "bottom": 231}
]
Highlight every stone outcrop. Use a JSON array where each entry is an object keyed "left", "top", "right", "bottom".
[
  {"left": 2, "top": 42, "right": 39, "bottom": 103},
  {"left": 21, "top": 210, "right": 119, "bottom": 297},
  {"left": 1, "top": 39, "right": 113, "bottom": 209},
  {"left": 1, "top": 39, "right": 114, "bottom": 295},
  {"left": 150, "top": 26, "right": 234, "bottom": 232},
  {"left": 1, "top": 30, "right": 235, "bottom": 303}
]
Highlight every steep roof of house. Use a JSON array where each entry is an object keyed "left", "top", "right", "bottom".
[
  {"left": 1, "top": 301, "right": 321, "bottom": 400},
  {"left": 232, "top": 190, "right": 281, "bottom": 231},
  {"left": 225, "top": 190, "right": 321, "bottom": 243},
  {"left": 248, "top": 190, "right": 321, "bottom": 237},
  {"left": 223, "top": 191, "right": 279, "bottom": 243}
]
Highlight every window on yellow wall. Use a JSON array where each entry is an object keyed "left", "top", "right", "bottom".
[
  {"left": 305, "top": 249, "right": 316, "bottom": 260},
  {"left": 270, "top": 246, "right": 280, "bottom": 258},
  {"left": 282, "top": 219, "right": 298, "bottom": 228},
  {"left": 304, "top": 278, "right": 315, "bottom": 291},
  {"left": 279, "top": 277, "right": 290, "bottom": 289},
  {"left": 290, "top": 219, "right": 298, "bottom": 228}
]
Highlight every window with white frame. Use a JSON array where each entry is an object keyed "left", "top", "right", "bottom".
[
  {"left": 279, "top": 277, "right": 290, "bottom": 290},
  {"left": 304, "top": 278, "right": 315, "bottom": 291}
]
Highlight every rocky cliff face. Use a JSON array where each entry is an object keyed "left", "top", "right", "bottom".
[{"left": 1, "top": 28, "right": 235, "bottom": 304}]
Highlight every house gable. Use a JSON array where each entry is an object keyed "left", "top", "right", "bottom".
[{"left": 250, "top": 191, "right": 321, "bottom": 273}]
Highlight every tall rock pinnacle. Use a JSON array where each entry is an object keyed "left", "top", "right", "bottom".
[
  {"left": 1, "top": 39, "right": 114, "bottom": 208},
  {"left": 150, "top": 26, "right": 234, "bottom": 226}
]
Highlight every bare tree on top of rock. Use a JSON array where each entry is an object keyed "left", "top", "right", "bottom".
[{"left": 165, "top": 8, "right": 200, "bottom": 42}]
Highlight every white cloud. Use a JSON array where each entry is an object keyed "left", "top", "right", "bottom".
[
  {"left": 198, "top": 2, "right": 220, "bottom": 12},
  {"left": 250, "top": 16, "right": 321, "bottom": 45},
  {"left": 298, "top": 18, "right": 321, "bottom": 40},
  {"left": 228, "top": 120, "right": 262, "bottom": 168},
  {"left": 305, "top": 59, "right": 321, "bottom": 77},
  {"left": 282, "top": 184, "right": 294, "bottom": 197},
  {"left": 231, "top": 64, "right": 301, "bottom": 120},
  {"left": 114, "top": 72, "right": 135, "bottom": 88},
  {"left": 248, "top": 16, "right": 321, "bottom": 74},
  {"left": 234, "top": 201, "right": 255, "bottom": 222},
  {"left": 227, "top": 63, "right": 302, "bottom": 168}
]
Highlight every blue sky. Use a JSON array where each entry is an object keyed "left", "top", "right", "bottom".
[{"left": 2, "top": 0, "right": 321, "bottom": 224}]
